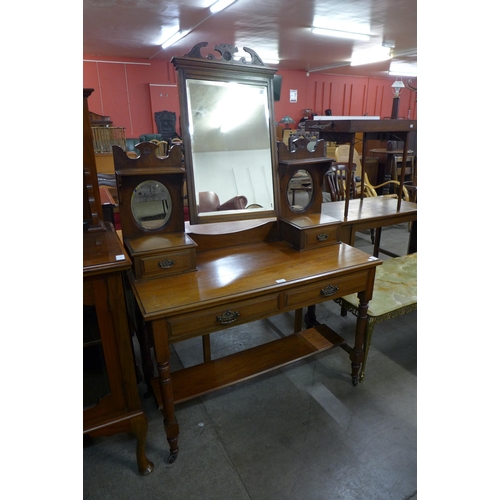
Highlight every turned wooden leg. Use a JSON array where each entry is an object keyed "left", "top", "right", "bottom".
[
  {"left": 130, "top": 414, "right": 154, "bottom": 475},
  {"left": 351, "top": 300, "right": 369, "bottom": 386},
  {"left": 136, "top": 315, "right": 155, "bottom": 398},
  {"left": 359, "top": 318, "right": 375, "bottom": 383},
  {"left": 152, "top": 319, "right": 179, "bottom": 463}
]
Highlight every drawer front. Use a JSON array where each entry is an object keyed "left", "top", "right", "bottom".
[
  {"left": 136, "top": 248, "right": 196, "bottom": 279},
  {"left": 303, "top": 224, "right": 340, "bottom": 249},
  {"left": 168, "top": 293, "right": 281, "bottom": 340},
  {"left": 285, "top": 271, "right": 368, "bottom": 308}
]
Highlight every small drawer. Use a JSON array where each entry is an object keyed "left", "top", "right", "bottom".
[
  {"left": 285, "top": 271, "right": 368, "bottom": 308},
  {"left": 303, "top": 223, "right": 340, "bottom": 249},
  {"left": 135, "top": 247, "right": 197, "bottom": 279},
  {"left": 280, "top": 216, "right": 341, "bottom": 250},
  {"left": 167, "top": 292, "right": 281, "bottom": 340}
]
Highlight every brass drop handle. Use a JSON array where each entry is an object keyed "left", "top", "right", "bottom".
[
  {"left": 158, "top": 259, "right": 175, "bottom": 269},
  {"left": 317, "top": 233, "right": 329, "bottom": 241},
  {"left": 320, "top": 284, "right": 339, "bottom": 297},
  {"left": 216, "top": 310, "right": 240, "bottom": 325}
]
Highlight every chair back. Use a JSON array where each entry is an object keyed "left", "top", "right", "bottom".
[
  {"left": 324, "top": 164, "right": 357, "bottom": 202},
  {"left": 150, "top": 139, "right": 169, "bottom": 157},
  {"left": 334, "top": 145, "right": 362, "bottom": 170}
]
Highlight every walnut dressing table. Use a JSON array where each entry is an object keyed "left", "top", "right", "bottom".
[
  {"left": 113, "top": 43, "right": 382, "bottom": 465},
  {"left": 127, "top": 227, "right": 381, "bottom": 463}
]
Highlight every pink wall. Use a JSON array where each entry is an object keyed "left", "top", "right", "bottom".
[{"left": 83, "top": 54, "right": 417, "bottom": 138}]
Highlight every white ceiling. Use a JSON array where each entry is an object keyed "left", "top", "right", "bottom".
[{"left": 83, "top": 0, "right": 417, "bottom": 79}]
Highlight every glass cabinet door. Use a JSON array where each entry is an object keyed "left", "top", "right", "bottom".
[{"left": 83, "top": 276, "right": 127, "bottom": 419}]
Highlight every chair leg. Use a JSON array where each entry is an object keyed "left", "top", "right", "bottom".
[{"left": 360, "top": 318, "right": 375, "bottom": 382}]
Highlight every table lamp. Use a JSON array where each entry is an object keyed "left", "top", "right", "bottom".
[{"left": 279, "top": 115, "right": 296, "bottom": 129}]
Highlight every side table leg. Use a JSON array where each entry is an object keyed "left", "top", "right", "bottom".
[
  {"left": 351, "top": 300, "right": 369, "bottom": 386},
  {"left": 130, "top": 414, "right": 154, "bottom": 475},
  {"left": 152, "top": 319, "right": 179, "bottom": 463}
]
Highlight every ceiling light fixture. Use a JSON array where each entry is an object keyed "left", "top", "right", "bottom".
[
  {"left": 210, "top": 0, "right": 236, "bottom": 14},
  {"left": 350, "top": 47, "right": 392, "bottom": 66},
  {"left": 311, "top": 27, "right": 370, "bottom": 42},
  {"left": 161, "top": 30, "right": 187, "bottom": 49}
]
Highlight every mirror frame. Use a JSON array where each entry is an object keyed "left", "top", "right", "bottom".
[
  {"left": 172, "top": 42, "right": 280, "bottom": 225},
  {"left": 113, "top": 142, "right": 186, "bottom": 241}
]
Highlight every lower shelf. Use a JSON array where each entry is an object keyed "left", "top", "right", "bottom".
[{"left": 151, "top": 323, "right": 345, "bottom": 406}]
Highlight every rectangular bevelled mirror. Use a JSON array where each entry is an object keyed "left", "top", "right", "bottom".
[{"left": 173, "top": 43, "right": 280, "bottom": 225}]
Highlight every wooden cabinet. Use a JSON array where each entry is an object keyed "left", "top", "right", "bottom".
[
  {"left": 83, "top": 88, "right": 153, "bottom": 475},
  {"left": 83, "top": 225, "right": 154, "bottom": 476}
]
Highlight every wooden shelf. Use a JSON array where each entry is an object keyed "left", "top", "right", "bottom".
[{"left": 151, "top": 324, "right": 345, "bottom": 406}]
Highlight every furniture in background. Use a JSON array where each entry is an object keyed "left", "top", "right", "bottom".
[
  {"left": 149, "top": 139, "right": 170, "bottom": 157},
  {"left": 306, "top": 118, "right": 416, "bottom": 215},
  {"left": 154, "top": 110, "right": 179, "bottom": 141},
  {"left": 198, "top": 191, "right": 248, "bottom": 212},
  {"left": 83, "top": 89, "right": 153, "bottom": 476},
  {"left": 334, "top": 252, "right": 417, "bottom": 381},
  {"left": 324, "top": 163, "right": 359, "bottom": 202},
  {"left": 99, "top": 185, "right": 117, "bottom": 225}
]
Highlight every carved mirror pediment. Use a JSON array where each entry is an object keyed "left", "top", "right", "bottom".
[{"left": 172, "top": 43, "right": 280, "bottom": 225}]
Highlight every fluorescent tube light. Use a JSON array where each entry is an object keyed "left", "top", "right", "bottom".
[
  {"left": 311, "top": 27, "right": 370, "bottom": 41},
  {"left": 389, "top": 71, "right": 417, "bottom": 77},
  {"left": 210, "top": 0, "right": 236, "bottom": 14},
  {"left": 161, "top": 30, "right": 185, "bottom": 49},
  {"left": 350, "top": 47, "right": 392, "bottom": 66}
]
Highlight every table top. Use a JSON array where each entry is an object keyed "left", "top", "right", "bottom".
[
  {"left": 99, "top": 185, "right": 117, "bottom": 206},
  {"left": 306, "top": 119, "right": 417, "bottom": 134},
  {"left": 369, "top": 149, "right": 413, "bottom": 155},
  {"left": 129, "top": 240, "right": 379, "bottom": 321},
  {"left": 83, "top": 224, "right": 131, "bottom": 276},
  {"left": 321, "top": 196, "right": 417, "bottom": 223}
]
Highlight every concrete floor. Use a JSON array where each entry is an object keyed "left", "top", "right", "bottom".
[{"left": 83, "top": 224, "right": 417, "bottom": 499}]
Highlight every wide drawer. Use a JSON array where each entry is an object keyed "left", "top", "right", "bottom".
[
  {"left": 167, "top": 292, "right": 281, "bottom": 340},
  {"left": 285, "top": 270, "right": 368, "bottom": 308},
  {"left": 135, "top": 247, "right": 197, "bottom": 279}
]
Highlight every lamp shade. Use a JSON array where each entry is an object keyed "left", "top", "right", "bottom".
[
  {"left": 391, "top": 77, "right": 405, "bottom": 97},
  {"left": 279, "top": 115, "right": 295, "bottom": 125}
]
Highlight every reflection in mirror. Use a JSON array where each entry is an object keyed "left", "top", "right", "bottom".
[
  {"left": 131, "top": 180, "right": 172, "bottom": 230},
  {"left": 186, "top": 79, "right": 274, "bottom": 219},
  {"left": 287, "top": 169, "right": 313, "bottom": 212}
]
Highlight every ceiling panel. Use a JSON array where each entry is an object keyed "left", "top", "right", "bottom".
[{"left": 83, "top": 0, "right": 416, "bottom": 78}]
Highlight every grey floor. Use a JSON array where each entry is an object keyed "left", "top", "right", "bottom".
[{"left": 83, "top": 223, "right": 417, "bottom": 500}]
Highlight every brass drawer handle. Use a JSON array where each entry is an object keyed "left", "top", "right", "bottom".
[
  {"left": 158, "top": 258, "right": 175, "bottom": 269},
  {"left": 317, "top": 233, "right": 329, "bottom": 241},
  {"left": 321, "top": 284, "right": 339, "bottom": 297},
  {"left": 216, "top": 310, "right": 240, "bottom": 325}
]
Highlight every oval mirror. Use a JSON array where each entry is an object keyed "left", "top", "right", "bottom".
[
  {"left": 287, "top": 169, "right": 313, "bottom": 212},
  {"left": 131, "top": 180, "right": 172, "bottom": 230}
]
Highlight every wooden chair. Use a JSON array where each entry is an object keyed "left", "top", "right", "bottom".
[
  {"left": 150, "top": 139, "right": 169, "bottom": 157},
  {"left": 324, "top": 163, "right": 359, "bottom": 202},
  {"left": 333, "top": 145, "right": 410, "bottom": 257}
]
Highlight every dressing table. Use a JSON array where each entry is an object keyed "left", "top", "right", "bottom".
[{"left": 113, "top": 43, "right": 382, "bottom": 465}]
